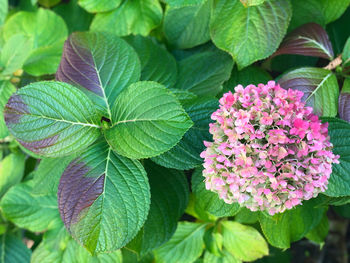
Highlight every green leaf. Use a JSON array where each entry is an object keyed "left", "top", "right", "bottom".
[
  {"left": 210, "top": 0, "right": 292, "bottom": 69},
  {"left": 125, "top": 35, "right": 177, "bottom": 88},
  {"left": 222, "top": 66, "right": 272, "bottom": 96},
  {"left": 259, "top": 200, "right": 325, "bottom": 248},
  {"left": 192, "top": 168, "right": 240, "bottom": 217},
  {"left": 154, "top": 222, "right": 206, "bottom": 263},
  {"left": 1, "top": 180, "right": 60, "bottom": 232},
  {"left": 305, "top": 211, "right": 329, "bottom": 244},
  {"left": 322, "top": 118, "right": 350, "bottom": 197},
  {"left": 162, "top": 0, "right": 206, "bottom": 7},
  {"left": 174, "top": 50, "right": 233, "bottom": 96},
  {"left": 4, "top": 81, "right": 100, "bottom": 157},
  {"left": 152, "top": 97, "right": 218, "bottom": 170},
  {"left": 104, "top": 81, "right": 193, "bottom": 159},
  {"left": 58, "top": 141, "right": 150, "bottom": 253},
  {"left": 321, "top": 0, "right": 350, "bottom": 24},
  {"left": 78, "top": 0, "right": 122, "bottom": 13},
  {"left": 221, "top": 221, "right": 268, "bottom": 261},
  {"left": 53, "top": 0, "right": 93, "bottom": 33},
  {"left": 203, "top": 250, "right": 241, "bottom": 263},
  {"left": 234, "top": 207, "right": 259, "bottom": 225},
  {"left": 163, "top": 0, "right": 211, "bottom": 49},
  {"left": 0, "top": 0, "right": 8, "bottom": 25},
  {"left": 290, "top": 0, "right": 350, "bottom": 30},
  {"left": 90, "top": 0, "right": 163, "bottom": 36},
  {"left": 315, "top": 194, "right": 350, "bottom": 206},
  {"left": 127, "top": 161, "right": 189, "bottom": 257},
  {"left": 239, "top": 0, "right": 265, "bottom": 7},
  {"left": 0, "top": 152, "right": 25, "bottom": 198},
  {"left": 185, "top": 194, "right": 218, "bottom": 222},
  {"left": 56, "top": 31, "right": 141, "bottom": 118},
  {"left": 327, "top": 8, "right": 350, "bottom": 55},
  {"left": 38, "top": 0, "right": 61, "bottom": 8},
  {"left": 203, "top": 227, "right": 223, "bottom": 257},
  {"left": 171, "top": 89, "right": 198, "bottom": 105},
  {"left": 0, "top": 81, "right": 15, "bottom": 139},
  {"left": 342, "top": 37, "right": 350, "bottom": 67},
  {"left": 0, "top": 34, "right": 32, "bottom": 75},
  {"left": 3, "top": 8, "right": 68, "bottom": 76},
  {"left": 0, "top": 233, "right": 31, "bottom": 263},
  {"left": 32, "top": 155, "right": 76, "bottom": 195},
  {"left": 278, "top": 67, "right": 339, "bottom": 117},
  {"left": 333, "top": 204, "right": 350, "bottom": 219},
  {"left": 32, "top": 223, "right": 123, "bottom": 263}
]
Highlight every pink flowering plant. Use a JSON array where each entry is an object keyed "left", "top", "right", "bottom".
[{"left": 201, "top": 81, "right": 339, "bottom": 215}]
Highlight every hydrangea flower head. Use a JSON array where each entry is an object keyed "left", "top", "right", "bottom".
[{"left": 200, "top": 81, "right": 339, "bottom": 215}]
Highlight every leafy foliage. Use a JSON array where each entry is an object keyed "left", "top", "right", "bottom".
[{"left": 0, "top": 0, "right": 349, "bottom": 262}]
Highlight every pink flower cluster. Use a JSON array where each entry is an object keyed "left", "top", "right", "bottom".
[{"left": 200, "top": 81, "right": 339, "bottom": 215}]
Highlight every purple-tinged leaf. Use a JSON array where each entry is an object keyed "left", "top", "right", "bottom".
[
  {"left": 278, "top": 67, "right": 339, "bottom": 117},
  {"left": 56, "top": 31, "right": 141, "bottom": 118},
  {"left": 339, "top": 78, "right": 350, "bottom": 122},
  {"left": 273, "top": 23, "right": 334, "bottom": 60},
  {"left": 4, "top": 81, "right": 100, "bottom": 157},
  {"left": 58, "top": 141, "right": 150, "bottom": 253}
]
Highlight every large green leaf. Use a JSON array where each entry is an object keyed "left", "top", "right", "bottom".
[
  {"left": 0, "top": 34, "right": 33, "bottom": 75},
  {"left": 1, "top": 180, "right": 60, "bottom": 232},
  {"left": 162, "top": 0, "right": 205, "bottom": 6},
  {"left": 192, "top": 169, "right": 240, "bottom": 217},
  {"left": 58, "top": 141, "right": 150, "bottom": 253},
  {"left": 327, "top": 8, "right": 350, "bottom": 55},
  {"left": 322, "top": 118, "right": 350, "bottom": 197},
  {"left": 127, "top": 161, "right": 189, "bottom": 256},
  {"left": 0, "top": 233, "right": 31, "bottom": 263},
  {"left": 152, "top": 98, "right": 218, "bottom": 170},
  {"left": 210, "top": 0, "right": 292, "bottom": 69},
  {"left": 174, "top": 50, "right": 233, "bottom": 96},
  {"left": 0, "top": 152, "right": 25, "bottom": 198},
  {"left": 221, "top": 66, "right": 272, "bottom": 96},
  {"left": 90, "top": 0, "right": 163, "bottom": 36},
  {"left": 278, "top": 67, "right": 339, "bottom": 117},
  {"left": 203, "top": 250, "right": 241, "bottom": 263},
  {"left": 259, "top": 200, "right": 325, "bottom": 248},
  {"left": 2, "top": 8, "right": 68, "bottom": 76},
  {"left": 78, "top": 0, "right": 122, "bottom": 12},
  {"left": 125, "top": 35, "right": 177, "bottom": 88},
  {"left": 0, "top": 0, "right": 7, "bottom": 25},
  {"left": 104, "top": 81, "right": 193, "bottom": 159},
  {"left": 305, "top": 212, "right": 329, "bottom": 244},
  {"left": 4, "top": 81, "right": 100, "bottom": 157},
  {"left": 32, "top": 155, "right": 76, "bottom": 195},
  {"left": 290, "top": 0, "right": 350, "bottom": 30},
  {"left": 0, "top": 81, "right": 16, "bottom": 139},
  {"left": 154, "top": 222, "right": 206, "bottom": 263},
  {"left": 56, "top": 31, "right": 140, "bottom": 117},
  {"left": 221, "top": 221, "right": 268, "bottom": 261},
  {"left": 163, "top": 0, "right": 211, "bottom": 49},
  {"left": 342, "top": 37, "right": 350, "bottom": 67},
  {"left": 32, "top": 223, "right": 123, "bottom": 263},
  {"left": 53, "top": 0, "right": 93, "bottom": 33},
  {"left": 239, "top": 0, "right": 266, "bottom": 7}
]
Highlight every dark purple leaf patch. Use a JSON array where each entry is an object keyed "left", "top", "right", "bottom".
[
  {"left": 4, "top": 94, "right": 29, "bottom": 125},
  {"left": 58, "top": 159, "right": 105, "bottom": 228},
  {"left": 273, "top": 23, "right": 334, "bottom": 60},
  {"left": 56, "top": 34, "right": 104, "bottom": 97}
]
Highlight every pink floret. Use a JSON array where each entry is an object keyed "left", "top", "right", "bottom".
[{"left": 200, "top": 81, "right": 340, "bottom": 215}]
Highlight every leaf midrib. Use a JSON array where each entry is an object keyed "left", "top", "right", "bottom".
[
  {"left": 305, "top": 72, "right": 333, "bottom": 102},
  {"left": 112, "top": 118, "right": 187, "bottom": 128},
  {"left": 17, "top": 112, "right": 100, "bottom": 128}
]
